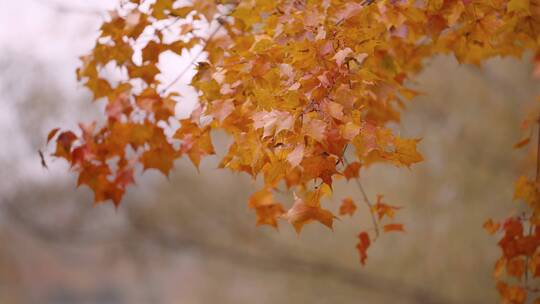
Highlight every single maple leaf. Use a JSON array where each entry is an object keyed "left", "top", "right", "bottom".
[
  {"left": 254, "top": 203, "right": 285, "bottom": 228},
  {"left": 383, "top": 223, "right": 405, "bottom": 233},
  {"left": 372, "top": 195, "right": 402, "bottom": 220},
  {"left": 339, "top": 197, "right": 357, "bottom": 217},
  {"left": 343, "top": 162, "right": 361, "bottom": 180},
  {"left": 141, "top": 143, "right": 176, "bottom": 176},
  {"left": 483, "top": 218, "right": 501, "bottom": 235},
  {"left": 391, "top": 137, "right": 423, "bottom": 167},
  {"left": 54, "top": 131, "right": 78, "bottom": 160},
  {"left": 284, "top": 194, "right": 335, "bottom": 234},
  {"left": 248, "top": 189, "right": 285, "bottom": 228},
  {"left": 356, "top": 231, "right": 371, "bottom": 265}
]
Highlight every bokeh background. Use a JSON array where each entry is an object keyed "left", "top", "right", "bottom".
[{"left": 1, "top": 1, "right": 539, "bottom": 303}]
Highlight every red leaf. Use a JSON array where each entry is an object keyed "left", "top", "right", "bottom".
[{"left": 356, "top": 231, "right": 371, "bottom": 265}]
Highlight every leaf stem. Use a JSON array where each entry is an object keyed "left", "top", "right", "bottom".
[
  {"left": 344, "top": 156, "right": 380, "bottom": 239},
  {"left": 159, "top": 21, "right": 223, "bottom": 94},
  {"left": 159, "top": 2, "right": 239, "bottom": 96},
  {"left": 354, "top": 177, "right": 380, "bottom": 240}
]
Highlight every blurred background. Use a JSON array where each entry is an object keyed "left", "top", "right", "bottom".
[{"left": 1, "top": 1, "right": 539, "bottom": 303}]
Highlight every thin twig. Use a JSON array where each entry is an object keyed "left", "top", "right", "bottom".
[
  {"left": 344, "top": 156, "right": 380, "bottom": 239},
  {"left": 155, "top": 16, "right": 182, "bottom": 33},
  {"left": 353, "top": 176, "right": 380, "bottom": 239},
  {"left": 159, "top": 19, "right": 224, "bottom": 94}
]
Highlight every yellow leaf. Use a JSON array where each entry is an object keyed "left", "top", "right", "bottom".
[{"left": 391, "top": 137, "right": 423, "bottom": 167}]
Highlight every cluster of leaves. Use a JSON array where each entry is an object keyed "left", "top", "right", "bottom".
[
  {"left": 484, "top": 174, "right": 540, "bottom": 303},
  {"left": 45, "top": 0, "right": 540, "bottom": 300}
]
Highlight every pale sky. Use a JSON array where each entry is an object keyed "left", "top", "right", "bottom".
[
  {"left": 0, "top": 1, "right": 111, "bottom": 194},
  {"left": 0, "top": 0, "right": 113, "bottom": 80}
]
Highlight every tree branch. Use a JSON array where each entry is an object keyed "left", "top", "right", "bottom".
[{"left": 344, "top": 156, "right": 380, "bottom": 239}]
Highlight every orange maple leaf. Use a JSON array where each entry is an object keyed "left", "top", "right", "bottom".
[
  {"left": 372, "top": 195, "right": 402, "bottom": 220},
  {"left": 383, "top": 223, "right": 405, "bottom": 233},
  {"left": 483, "top": 218, "right": 501, "bottom": 235},
  {"left": 356, "top": 232, "right": 371, "bottom": 265},
  {"left": 284, "top": 194, "right": 335, "bottom": 234},
  {"left": 339, "top": 197, "right": 357, "bottom": 217},
  {"left": 248, "top": 189, "right": 285, "bottom": 228},
  {"left": 343, "top": 162, "right": 361, "bottom": 180}
]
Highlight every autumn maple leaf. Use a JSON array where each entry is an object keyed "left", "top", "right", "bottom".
[
  {"left": 339, "top": 197, "right": 357, "bottom": 217},
  {"left": 284, "top": 193, "right": 335, "bottom": 234}
]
